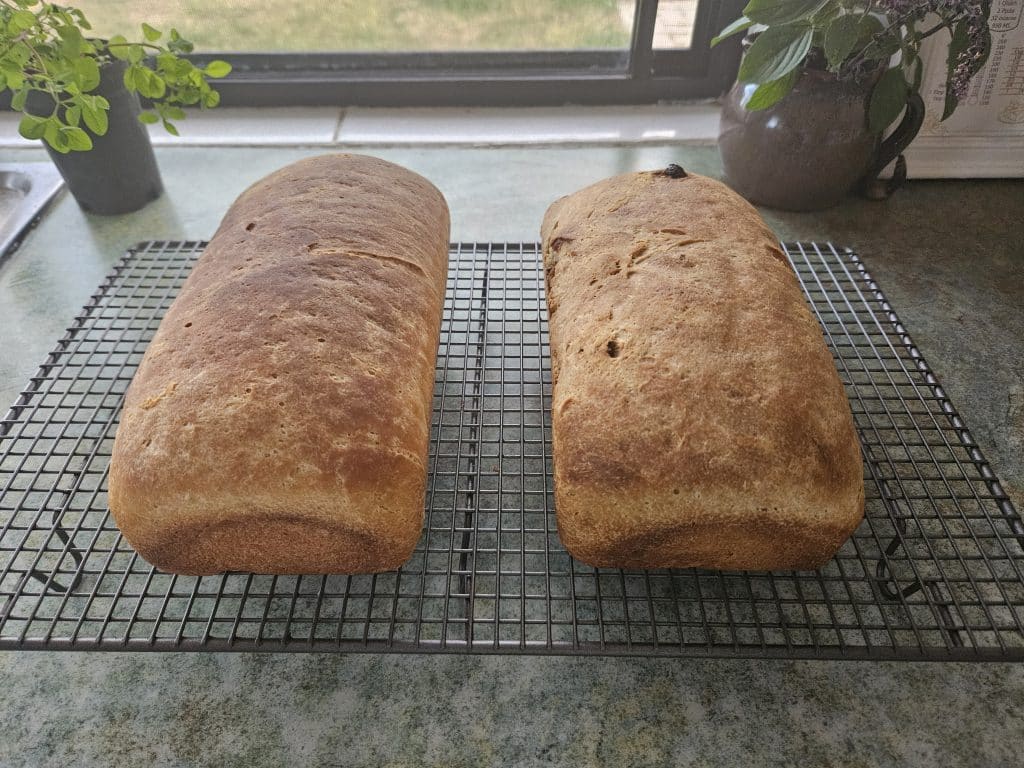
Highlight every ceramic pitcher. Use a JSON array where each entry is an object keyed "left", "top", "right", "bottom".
[{"left": 718, "top": 69, "right": 925, "bottom": 211}]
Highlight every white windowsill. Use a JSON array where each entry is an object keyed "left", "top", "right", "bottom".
[
  {"left": 0, "top": 104, "right": 721, "bottom": 148},
  {"left": 0, "top": 104, "right": 1019, "bottom": 177}
]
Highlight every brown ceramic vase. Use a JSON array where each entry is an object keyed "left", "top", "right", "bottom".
[{"left": 718, "top": 67, "right": 924, "bottom": 211}]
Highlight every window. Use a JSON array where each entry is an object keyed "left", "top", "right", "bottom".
[{"left": 75, "top": 0, "right": 745, "bottom": 105}]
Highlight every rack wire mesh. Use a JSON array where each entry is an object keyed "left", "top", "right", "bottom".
[{"left": 1, "top": 241, "right": 1022, "bottom": 659}]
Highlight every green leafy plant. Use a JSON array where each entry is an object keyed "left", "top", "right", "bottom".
[
  {"left": 0, "top": 1, "right": 231, "bottom": 152},
  {"left": 713, "top": 1, "right": 992, "bottom": 133}
]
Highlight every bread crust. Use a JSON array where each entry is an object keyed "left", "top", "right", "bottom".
[
  {"left": 541, "top": 169, "right": 864, "bottom": 570},
  {"left": 109, "top": 154, "right": 450, "bottom": 574}
]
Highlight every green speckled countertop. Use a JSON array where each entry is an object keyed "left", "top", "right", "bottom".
[{"left": 1, "top": 145, "right": 1022, "bottom": 767}]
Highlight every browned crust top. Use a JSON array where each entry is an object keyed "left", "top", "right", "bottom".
[
  {"left": 541, "top": 169, "right": 863, "bottom": 526},
  {"left": 109, "top": 154, "right": 450, "bottom": 550}
]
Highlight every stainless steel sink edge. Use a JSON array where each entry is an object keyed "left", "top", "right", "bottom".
[{"left": 0, "top": 163, "right": 65, "bottom": 264}]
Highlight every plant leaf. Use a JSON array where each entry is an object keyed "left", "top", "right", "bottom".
[
  {"left": 57, "top": 24, "right": 83, "bottom": 58},
  {"left": 737, "top": 23, "right": 813, "bottom": 84},
  {"left": 107, "top": 34, "right": 130, "bottom": 61},
  {"left": 3, "top": 68, "right": 25, "bottom": 90},
  {"left": 745, "top": 69, "right": 799, "bottom": 110},
  {"left": 73, "top": 8, "right": 92, "bottom": 30},
  {"left": 824, "top": 14, "right": 860, "bottom": 69},
  {"left": 62, "top": 126, "right": 93, "bottom": 152},
  {"left": 711, "top": 16, "right": 753, "bottom": 47},
  {"left": 130, "top": 67, "right": 151, "bottom": 97},
  {"left": 811, "top": 0, "right": 841, "bottom": 23},
  {"left": 81, "top": 102, "right": 108, "bottom": 135},
  {"left": 204, "top": 60, "right": 232, "bottom": 78},
  {"left": 942, "top": 19, "right": 990, "bottom": 120},
  {"left": 162, "top": 119, "right": 180, "bottom": 136},
  {"left": 65, "top": 104, "right": 81, "bottom": 127},
  {"left": 863, "top": 33, "right": 901, "bottom": 61},
  {"left": 168, "top": 36, "right": 194, "bottom": 54},
  {"left": 7, "top": 40, "right": 31, "bottom": 67},
  {"left": 147, "top": 70, "right": 167, "bottom": 98},
  {"left": 855, "top": 14, "right": 884, "bottom": 46},
  {"left": 10, "top": 86, "right": 28, "bottom": 111},
  {"left": 141, "top": 23, "right": 161, "bottom": 42},
  {"left": 44, "top": 119, "right": 67, "bottom": 153},
  {"left": 74, "top": 57, "right": 101, "bottom": 91},
  {"left": 941, "top": 20, "right": 969, "bottom": 120},
  {"left": 869, "top": 66, "right": 909, "bottom": 134},
  {"left": 10, "top": 10, "right": 37, "bottom": 33},
  {"left": 743, "top": 0, "right": 828, "bottom": 25},
  {"left": 123, "top": 64, "right": 137, "bottom": 92},
  {"left": 138, "top": 111, "right": 160, "bottom": 124},
  {"left": 18, "top": 114, "right": 48, "bottom": 140}
]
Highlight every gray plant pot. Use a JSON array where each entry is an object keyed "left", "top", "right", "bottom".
[
  {"left": 27, "top": 60, "right": 163, "bottom": 215},
  {"left": 718, "top": 66, "right": 924, "bottom": 211}
]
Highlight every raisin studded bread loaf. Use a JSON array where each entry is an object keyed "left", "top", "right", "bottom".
[
  {"left": 541, "top": 167, "right": 863, "bottom": 570},
  {"left": 109, "top": 154, "right": 449, "bottom": 574}
]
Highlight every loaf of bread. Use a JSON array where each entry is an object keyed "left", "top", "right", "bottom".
[
  {"left": 109, "top": 154, "right": 450, "bottom": 574},
  {"left": 541, "top": 167, "right": 863, "bottom": 571}
]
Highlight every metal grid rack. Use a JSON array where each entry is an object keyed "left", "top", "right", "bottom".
[{"left": 1, "top": 241, "right": 1022, "bottom": 659}]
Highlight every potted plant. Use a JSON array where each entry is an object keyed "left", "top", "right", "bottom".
[
  {"left": 0, "top": 1, "right": 231, "bottom": 214},
  {"left": 713, "top": 0, "right": 991, "bottom": 210}
]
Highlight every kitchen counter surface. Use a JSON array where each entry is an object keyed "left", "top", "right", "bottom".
[{"left": 1, "top": 144, "right": 1022, "bottom": 767}]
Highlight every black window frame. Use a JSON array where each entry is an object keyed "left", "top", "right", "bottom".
[{"left": 191, "top": 0, "right": 746, "bottom": 107}]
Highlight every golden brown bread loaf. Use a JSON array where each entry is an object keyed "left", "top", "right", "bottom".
[
  {"left": 109, "top": 154, "right": 450, "bottom": 574},
  {"left": 541, "top": 168, "right": 864, "bottom": 571}
]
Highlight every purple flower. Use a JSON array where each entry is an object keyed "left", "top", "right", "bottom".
[{"left": 877, "top": 1, "right": 989, "bottom": 99}]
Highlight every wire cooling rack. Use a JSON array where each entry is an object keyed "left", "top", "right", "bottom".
[{"left": 1, "top": 241, "right": 1022, "bottom": 659}]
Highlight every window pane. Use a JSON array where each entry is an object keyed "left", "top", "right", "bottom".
[
  {"left": 652, "top": 0, "right": 698, "bottom": 50},
  {"left": 74, "top": 1, "right": 635, "bottom": 52}
]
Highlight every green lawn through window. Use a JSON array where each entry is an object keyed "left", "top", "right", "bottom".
[{"left": 73, "top": 0, "right": 634, "bottom": 52}]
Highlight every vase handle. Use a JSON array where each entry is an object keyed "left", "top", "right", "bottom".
[{"left": 861, "top": 91, "right": 926, "bottom": 200}]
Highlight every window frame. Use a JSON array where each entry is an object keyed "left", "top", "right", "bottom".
[{"left": 190, "top": 0, "right": 746, "bottom": 107}]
